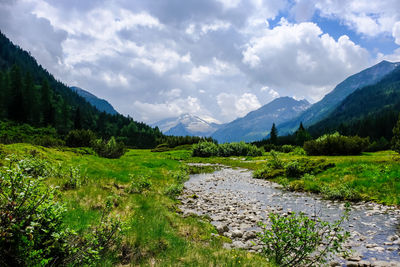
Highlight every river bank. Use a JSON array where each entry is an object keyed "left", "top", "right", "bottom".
[{"left": 179, "top": 165, "right": 400, "bottom": 266}]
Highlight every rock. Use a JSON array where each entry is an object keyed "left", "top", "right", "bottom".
[
  {"left": 231, "top": 229, "right": 243, "bottom": 238},
  {"left": 347, "top": 253, "right": 362, "bottom": 261},
  {"left": 329, "top": 261, "right": 341, "bottom": 266},
  {"left": 388, "top": 235, "right": 399, "bottom": 241},
  {"left": 346, "top": 261, "right": 359, "bottom": 267},
  {"left": 358, "top": 260, "right": 371, "bottom": 266},
  {"left": 243, "top": 231, "right": 257, "bottom": 241},
  {"left": 216, "top": 224, "right": 229, "bottom": 234},
  {"left": 232, "top": 240, "right": 246, "bottom": 249}
]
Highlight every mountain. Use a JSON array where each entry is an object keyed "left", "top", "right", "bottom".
[
  {"left": 277, "top": 60, "right": 400, "bottom": 135},
  {"left": 152, "top": 114, "right": 222, "bottom": 136},
  {"left": 308, "top": 65, "right": 400, "bottom": 141},
  {"left": 211, "top": 97, "right": 310, "bottom": 143},
  {"left": 70, "top": 86, "right": 118, "bottom": 115}
]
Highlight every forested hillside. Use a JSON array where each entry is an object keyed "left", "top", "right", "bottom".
[
  {"left": 308, "top": 65, "right": 400, "bottom": 141},
  {"left": 0, "top": 31, "right": 211, "bottom": 148}
]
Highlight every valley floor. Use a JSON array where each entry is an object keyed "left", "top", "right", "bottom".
[{"left": 2, "top": 143, "right": 400, "bottom": 266}]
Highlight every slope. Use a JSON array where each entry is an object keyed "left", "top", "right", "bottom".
[
  {"left": 70, "top": 86, "right": 118, "bottom": 115},
  {"left": 308, "top": 65, "right": 400, "bottom": 140},
  {"left": 277, "top": 61, "right": 400, "bottom": 135}
]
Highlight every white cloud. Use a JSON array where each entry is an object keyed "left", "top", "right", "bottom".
[
  {"left": 185, "top": 57, "right": 239, "bottom": 82},
  {"left": 133, "top": 96, "right": 202, "bottom": 123},
  {"left": 292, "top": 0, "right": 400, "bottom": 37},
  {"left": 242, "top": 21, "right": 370, "bottom": 99},
  {"left": 217, "top": 93, "right": 261, "bottom": 121},
  {"left": 393, "top": 21, "right": 400, "bottom": 45}
]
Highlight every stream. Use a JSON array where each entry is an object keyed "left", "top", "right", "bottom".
[{"left": 178, "top": 165, "right": 400, "bottom": 266}]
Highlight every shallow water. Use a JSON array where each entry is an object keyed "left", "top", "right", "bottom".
[{"left": 183, "top": 167, "right": 400, "bottom": 263}]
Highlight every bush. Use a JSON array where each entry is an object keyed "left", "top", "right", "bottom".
[
  {"left": 125, "top": 175, "right": 152, "bottom": 194},
  {"left": 304, "top": 132, "right": 370, "bottom": 155},
  {"left": 258, "top": 209, "right": 350, "bottom": 266},
  {"left": 321, "top": 184, "right": 362, "bottom": 201},
  {"left": 285, "top": 158, "right": 335, "bottom": 178},
  {"left": 192, "top": 141, "right": 219, "bottom": 157},
  {"left": 165, "top": 184, "right": 184, "bottom": 199},
  {"left": 65, "top": 129, "right": 96, "bottom": 147},
  {"left": 92, "top": 136, "right": 126, "bottom": 159},
  {"left": 33, "top": 135, "right": 65, "bottom": 147},
  {"left": 192, "top": 141, "right": 262, "bottom": 157},
  {"left": 280, "top": 144, "right": 295, "bottom": 153},
  {"left": 0, "top": 157, "right": 124, "bottom": 266}
]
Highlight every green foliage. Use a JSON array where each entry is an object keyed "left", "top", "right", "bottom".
[
  {"left": 192, "top": 141, "right": 263, "bottom": 157},
  {"left": 254, "top": 152, "right": 334, "bottom": 180},
  {"left": 165, "top": 184, "right": 184, "bottom": 199},
  {"left": 0, "top": 156, "right": 124, "bottom": 266},
  {"left": 294, "top": 122, "right": 312, "bottom": 146},
  {"left": 65, "top": 129, "right": 96, "bottom": 147},
  {"left": 280, "top": 144, "right": 295, "bottom": 153},
  {"left": 269, "top": 123, "right": 278, "bottom": 145},
  {"left": 92, "top": 136, "right": 126, "bottom": 159},
  {"left": 258, "top": 208, "right": 350, "bottom": 266},
  {"left": 62, "top": 166, "right": 88, "bottom": 190},
  {"left": 125, "top": 175, "right": 152, "bottom": 194},
  {"left": 0, "top": 157, "right": 70, "bottom": 266},
  {"left": 366, "top": 136, "right": 390, "bottom": 152},
  {"left": 392, "top": 113, "right": 400, "bottom": 153},
  {"left": 321, "top": 183, "right": 362, "bottom": 201},
  {"left": 304, "top": 132, "right": 370, "bottom": 155},
  {"left": 192, "top": 141, "right": 219, "bottom": 157}
]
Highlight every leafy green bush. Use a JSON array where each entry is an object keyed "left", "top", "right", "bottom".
[
  {"left": 258, "top": 209, "right": 350, "bottom": 266},
  {"left": 192, "top": 141, "right": 219, "bottom": 157},
  {"left": 253, "top": 153, "right": 334, "bottom": 180},
  {"left": 290, "top": 146, "right": 306, "bottom": 155},
  {"left": 62, "top": 166, "right": 88, "bottom": 190},
  {"left": 304, "top": 132, "right": 370, "bottom": 155},
  {"left": 92, "top": 136, "right": 126, "bottom": 159},
  {"left": 321, "top": 184, "right": 362, "bottom": 201},
  {"left": 285, "top": 158, "right": 335, "bottom": 178},
  {"left": 192, "top": 141, "right": 262, "bottom": 157},
  {"left": 165, "top": 184, "right": 184, "bottom": 199},
  {"left": 280, "top": 145, "right": 295, "bottom": 153},
  {"left": 125, "top": 175, "right": 152, "bottom": 194},
  {"left": 65, "top": 129, "right": 96, "bottom": 148},
  {"left": 151, "top": 143, "right": 171, "bottom": 152},
  {"left": 392, "top": 113, "right": 400, "bottom": 153}
]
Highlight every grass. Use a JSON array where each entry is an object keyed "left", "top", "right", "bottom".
[{"left": 0, "top": 143, "right": 269, "bottom": 266}]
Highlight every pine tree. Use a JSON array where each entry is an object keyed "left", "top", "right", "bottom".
[
  {"left": 270, "top": 123, "right": 278, "bottom": 145},
  {"left": 9, "top": 65, "right": 25, "bottom": 122},
  {"left": 40, "top": 79, "right": 54, "bottom": 126},
  {"left": 74, "top": 107, "right": 82, "bottom": 129},
  {"left": 295, "top": 122, "right": 311, "bottom": 146},
  {"left": 392, "top": 113, "right": 400, "bottom": 153}
]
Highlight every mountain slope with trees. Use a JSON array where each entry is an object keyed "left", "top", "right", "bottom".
[
  {"left": 308, "top": 65, "right": 400, "bottom": 142},
  {"left": 277, "top": 61, "right": 400, "bottom": 135},
  {"left": 0, "top": 31, "right": 209, "bottom": 148}
]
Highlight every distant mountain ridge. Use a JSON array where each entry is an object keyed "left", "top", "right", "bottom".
[
  {"left": 152, "top": 114, "right": 223, "bottom": 137},
  {"left": 212, "top": 97, "right": 310, "bottom": 143},
  {"left": 277, "top": 60, "right": 400, "bottom": 135},
  {"left": 70, "top": 86, "right": 118, "bottom": 115}
]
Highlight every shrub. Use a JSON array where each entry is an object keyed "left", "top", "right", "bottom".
[
  {"left": 125, "top": 175, "right": 152, "bottom": 194},
  {"left": 92, "top": 136, "right": 126, "bottom": 159},
  {"left": 62, "top": 166, "right": 87, "bottom": 190},
  {"left": 165, "top": 184, "right": 184, "bottom": 199},
  {"left": 290, "top": 146, "right": 306, "bottom": 155},
  {"left": 151, "top": 143, "right": 171, "bottom": 152},
  {"left": 321, "top": 184, "right": 362, "bottom": 201},
  {"left": 304, "top": 132, "right": 370, "bottom": 155},
  {"left": 33, "top": 135, "right": 65, "bottom": 147},
  {"left": 192, "top": 141, "right": 262, "bottom": 157},
  {"left": 263, "top": 144, "right": 279, "bottom": 152},
  {"left": 192, "top": 141, "right": 219, "bottom": 157},
  {"left": 253, "top": 167, "right": 285, "bottom": 179},
  {"left": 258, "top": 208, "right": 350, "bottom": 266},
  {"left": 269, "top": 150, "right": 284, "bottom": 169},
  {"left": 280, "top": 144, "right": 295, "bottom": 153},
  {"left": 65, "top": 129, "right": 96, "bottom": 147},
  {"left": 392, "top": 113, "right": 400, "bottom": 153},
  {"left": 285, "top": 158, "right": 335, "bottom": 178}
]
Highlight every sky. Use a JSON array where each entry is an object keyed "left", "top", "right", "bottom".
[{"left": 1, "top": 0, "right": 400, "bottom": 124}]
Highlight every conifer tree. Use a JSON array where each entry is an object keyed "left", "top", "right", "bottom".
[
  {"left": 9, "top": 65, "right": 25, "bottom": 122},
  {"left": 270, "top": 123, "right": 278, "bottom": 145},
  {"left": 392, "top": 113, "right": 400, "bottom": 153},
  {"left": 295, "top": 122, "right": 311, "bottom": 146},
  {"left": 74, "top": 107, "right": 82, "bottom": 129},
  {"left": 40, "top": 78, "right": 54, "bottom": 126}
]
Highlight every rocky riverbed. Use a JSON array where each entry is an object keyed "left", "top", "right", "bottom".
[{"left": 178, "top": 165, "right": 400, "bottom": 267}]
